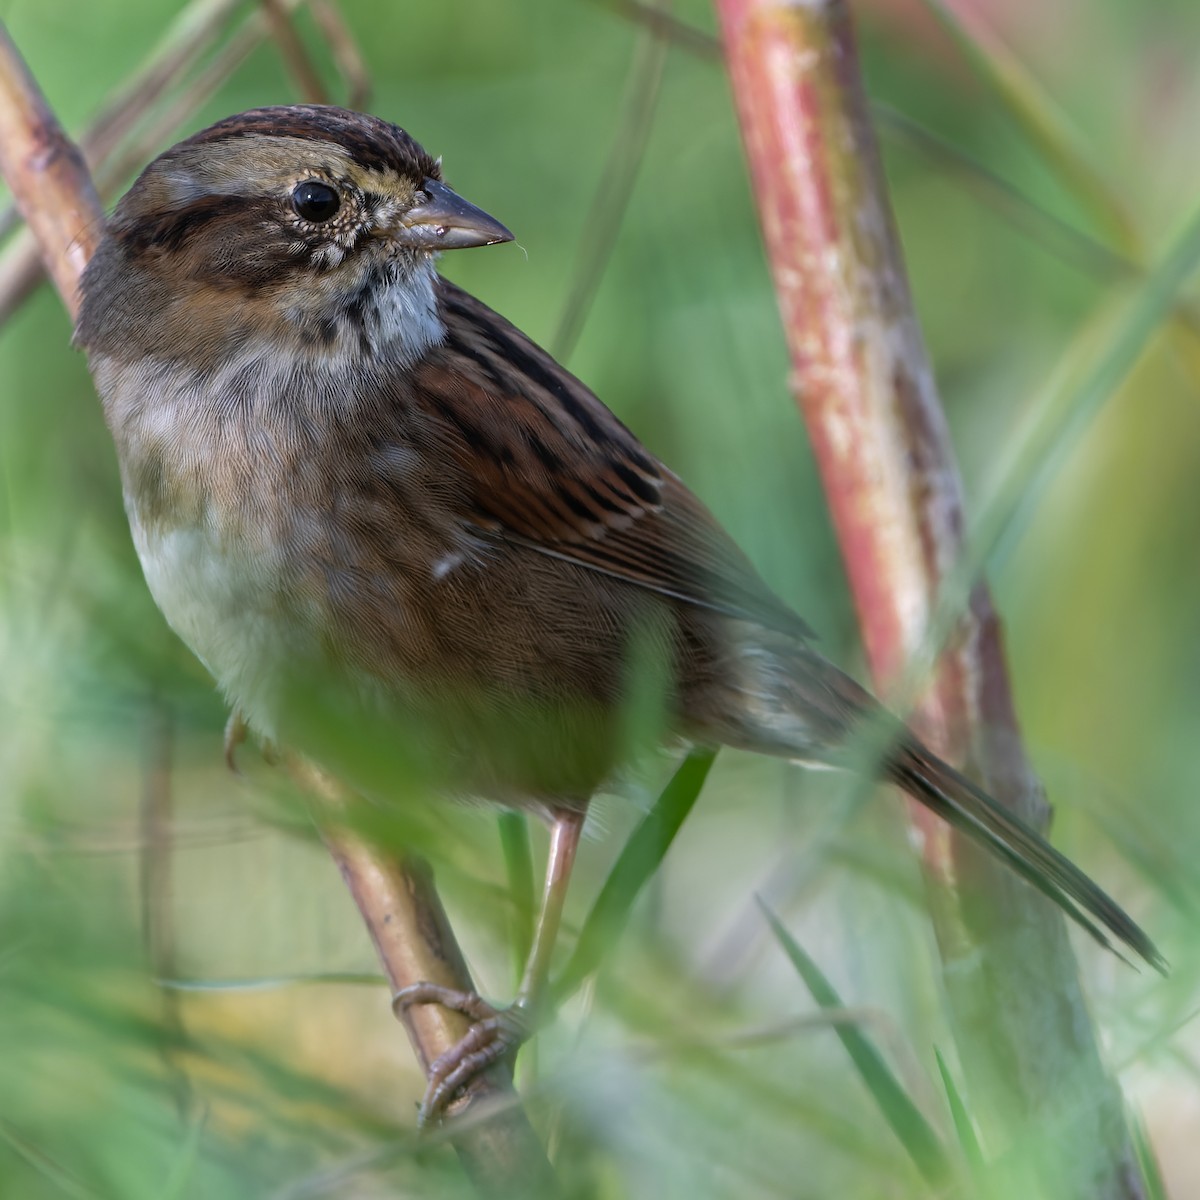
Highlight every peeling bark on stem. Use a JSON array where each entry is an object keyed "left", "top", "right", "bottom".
[{"left": 714, "top": 1, "right": 1145, "bottom": 1196}]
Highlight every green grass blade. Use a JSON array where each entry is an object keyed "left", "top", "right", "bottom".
[
  {"left": 758, "top": 902, "right": 950, "bottom": 1187},
  {"left": 0, "top": 1119, "right": 102, "bottom": 1200},
  {"left": 934, "top": 1047, "right": 985, "bottom": 1179},
  {"left": 878, "top": 102, "right": 1200, "bottom": 356},
  {"left": 920, "top": 0, "right": 1132, "bottom": 248},
  {"left": 497, "top": 812, "right": 536, "bottom": 987},
  {"left": 874, "top": 104, "right": 1128, "bottom": 280},
  {"left": 981, "top": 210, "right": 1200, "bottom": 563},
  {"left": 1131, "top": 1111, "right": 1169, "bottom": 1200},
  {"left": 157, "top": 973, "right": 385, "bottom": 992},
  {"left": 552, "top": 748, "right": 715, "bottom": 1003},
  {"left": 902, "top": 6, "right": 1200, "bottom": 383}
]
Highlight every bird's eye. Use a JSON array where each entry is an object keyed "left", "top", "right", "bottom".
[{"left": 292, "top": 180, "right": 340, "bottom": 222}]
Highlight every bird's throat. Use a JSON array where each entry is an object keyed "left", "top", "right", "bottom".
[{"left": 273, "top": 253, "right": 446, "bottom": 366}]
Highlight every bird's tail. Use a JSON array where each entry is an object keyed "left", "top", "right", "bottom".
[
  {"left": 717, "top": 635, "right": 1164, "bottom": 972},
  {"left": 886, "top": 738, "right": 1165, "bottom": 973}
]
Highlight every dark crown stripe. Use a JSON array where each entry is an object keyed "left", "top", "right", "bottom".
[{"left": 178, "top": 105, "right": 441, "bottom": 180}]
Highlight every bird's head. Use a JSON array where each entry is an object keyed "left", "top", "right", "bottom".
[{"left": 78, "top": 105, "right": 512, "bottom": 363}]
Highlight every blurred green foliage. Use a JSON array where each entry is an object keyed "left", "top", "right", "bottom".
[{"left": 1, "top": 0, "right": 1199, "bottom": 1196}]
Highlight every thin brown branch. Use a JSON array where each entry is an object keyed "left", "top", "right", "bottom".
[
  {"left": 597, "top": 0, "right": 721, "bottom": 59},
  {"left": 0, "top": 0, "right": 309, "bottom": 326},
  {"left": 293, "top": 762, "right": 559, "bottom": 1197},
  {"left": 311, "top": 0, "right": 372, "bottom": 109},
  {"left": 0, "top": 26, "right": 101, "bottom": 318},
  {"left": 715, "top": 1, "right": 1145, "bottom": 1197},
  {"left": 259, "top": 0, "right": 330, "bottom": 104},
  {"left": 0, "top": 0, "right": 241, "bottom": 245},
  {"left": 83, "top": 0, "right": 246, "bottom": 168},
  {"left": 0, "top": 32, "right": 557, "bottom": 1196}
]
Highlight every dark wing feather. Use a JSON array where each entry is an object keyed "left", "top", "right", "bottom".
[{"left": 415, "top": 280, "right": 811, "bottom": 639}]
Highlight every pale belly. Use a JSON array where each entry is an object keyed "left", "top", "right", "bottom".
[
  {"left": 131, "top": 515, "right": 326, "bottom": 740},
  {"left": 127, "top": 502, "right": 644, "bottom": 803}
]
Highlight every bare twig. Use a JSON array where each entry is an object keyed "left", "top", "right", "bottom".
[
  {"left": 293, "top": 762, "right": 559, "bottom": 1197},
  {"left": 259, "top": 0, "right": 330, "bottom": 104},
  {"left": 311, "top": 0, "right": 371, "bottom": 109},
  {"left": 715, "top": 1, "right": 1145, "bottom": 1197},
  {"left": 595, "top": 0, "right": 721, "bottom": 60},
  {"left": 84, "top": 0, "right": 246, "bottom": 169},
  {"left": 0, "top": 27, "right": 557, "bottom": 1196},
  {"left": 0, "top": 0, "right": 241, "bottom": 245},
  {"left": 0, "top": 27, "right": 101, "bottom": 318},
  {"left": 0, "top": 0, "right": 308, "bottom": 325}
]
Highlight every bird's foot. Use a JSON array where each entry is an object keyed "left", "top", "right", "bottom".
[
  {"left": 223, "top": 710, "right": 247, "bottom": 775},
  {"left": 393, "top": 983, "right": 536, "bottom": 1126},
  {"left": 223, "top": 710, "right": 277, "bottom": 774}
]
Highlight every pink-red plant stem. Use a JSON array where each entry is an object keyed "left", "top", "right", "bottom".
[{"left": 715, "top": 1, "right": 1145, "bottom": 1195}]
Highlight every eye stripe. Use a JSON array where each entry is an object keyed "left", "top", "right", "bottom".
[{"left": 121, "top": 194, "right": 245, "bottom": 252}]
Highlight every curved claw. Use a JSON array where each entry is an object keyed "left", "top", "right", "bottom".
[
  {"left": 223, "top": 710, "right": 247, "bottom": 775},
  {"left": 392, "top": 981, "right": 535, "bottom": 1126},
  {"left": 223, "top": 711, "right": 277, "bottom": 773}
]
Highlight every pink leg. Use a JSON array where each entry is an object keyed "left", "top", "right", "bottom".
[{"left": 394, "top": 807, "right": 587, "bottom": 1125}]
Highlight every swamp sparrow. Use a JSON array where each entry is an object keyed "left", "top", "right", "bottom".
[{"left": 75, "top": 106, "right": 1160, "bottom": 1121}]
